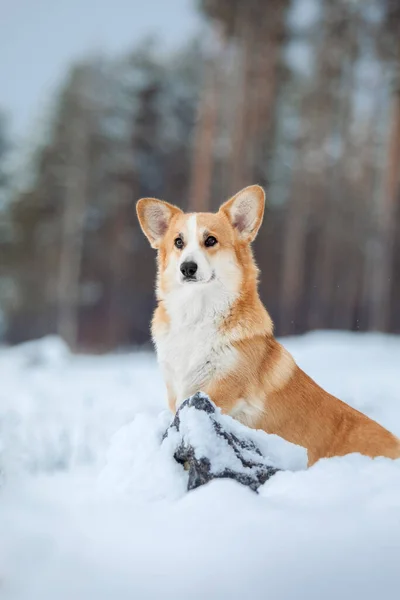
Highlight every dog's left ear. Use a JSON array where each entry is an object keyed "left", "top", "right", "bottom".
[{"left": 220, "top": 185, "right": 265, "bottom": 243}]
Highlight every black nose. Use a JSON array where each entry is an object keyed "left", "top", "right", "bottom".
[{"left": 180, "top": 261, "right": 198, "bottom": 279}]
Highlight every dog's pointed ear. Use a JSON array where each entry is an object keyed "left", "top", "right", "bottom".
[
  {"left": 136, "top": 198, "right": 182, "bottom": 249},
  {"left": 220, "top": 185, "right": 265, "bottom": 243}
]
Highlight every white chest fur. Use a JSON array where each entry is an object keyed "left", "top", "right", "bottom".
[{"left": 154, "top": 285, "right": 237, "bottom": 406}]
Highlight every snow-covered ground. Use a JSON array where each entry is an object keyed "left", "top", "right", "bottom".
[{"left": 1, "top": 332, "right": 400, "bottom": 599}]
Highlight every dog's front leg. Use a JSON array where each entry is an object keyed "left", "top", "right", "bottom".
[{"left": 200, "top": 380, "right": 238, "bottom": 417}]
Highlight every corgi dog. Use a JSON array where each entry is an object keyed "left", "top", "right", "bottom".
[{"left": 136, "top": 185, "right": 400, "bottom": 466}]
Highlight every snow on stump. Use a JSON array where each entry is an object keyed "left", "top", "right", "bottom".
[{"left": 163, "top": 393, "right": 280, "bottom": 492}]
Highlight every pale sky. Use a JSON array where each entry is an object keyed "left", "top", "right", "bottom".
[{"left": 0, "top": 0, "right": 200, "bottom": 141}]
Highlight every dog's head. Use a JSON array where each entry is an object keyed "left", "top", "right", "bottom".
[{"left": 136, "top": 185, "right": 265, "bottom": 301}]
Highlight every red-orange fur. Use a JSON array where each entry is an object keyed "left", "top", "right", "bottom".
[{"left": 137, "top": 186, "right": 400, "bottom": 466}]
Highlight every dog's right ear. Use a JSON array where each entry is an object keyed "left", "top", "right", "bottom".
[{"left": 136, "top": 198, "right": 182, "bottom": 249}]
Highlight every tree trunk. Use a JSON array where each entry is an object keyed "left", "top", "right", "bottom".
[
  {"left": 189, "top": 31, "right": 221, "bottom": 212},
  {"left": 279, "top": 0, "right": 347, "bottom": 334},
  {"left": 57, "top": 97, "right": 89, "bottom": 350},
  {"left": 369, "top": 55, "right": 400, "bottom": 331}
]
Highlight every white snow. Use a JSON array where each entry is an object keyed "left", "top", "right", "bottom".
[
  {"left": 1, "top": 332, "right": 400, "bottom": 599},
  {"left": 165, "top": 394, "right": 307, "bottom": 478}
]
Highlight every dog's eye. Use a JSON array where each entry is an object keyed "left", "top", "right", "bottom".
[
  {"left": 205, "top": 236, "right": 217, "bottom": 248},
  {"left": 174, "top": 237, "right": 184, "bottom": 249}
]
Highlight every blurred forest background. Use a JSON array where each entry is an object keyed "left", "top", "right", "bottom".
[{"left": 1, "top": 0, "right": 400, "bottom": 351}]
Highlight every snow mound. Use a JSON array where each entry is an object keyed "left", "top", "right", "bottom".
[
  {"left": 166, "top": 393, "right": 306, "bottom": 490},
  {"left": 99, "top": 393, "right": 306, "bottom": 501},
  {"left": 0, "top": 335, "right": 71, "bottom": 368},
  {"left": 98, "top": 409, "right": 188, "bottom": 502}
]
